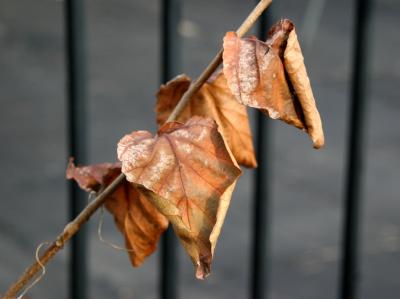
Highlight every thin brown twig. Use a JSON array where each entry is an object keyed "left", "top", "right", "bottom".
[
  {"left": 4, "top": 0, "right": 272, "bottom": 297},
  {"left": 166, "top": 0, "right": 272, "bottom": 122}
]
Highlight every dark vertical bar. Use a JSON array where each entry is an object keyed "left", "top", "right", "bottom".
[
  {"left": 250, "top": 6, "right": 273, "bottom": 299},
  {"left": 160, "top": 1, "right": 181, "bottom": 299},
  {"left": 65, "top": 0, "right": 88, "bottom": 299},
  {"left": 340, "top": 0, "right": 372, "bottom": 298}
]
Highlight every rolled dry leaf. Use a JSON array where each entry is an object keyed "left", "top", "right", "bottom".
[
  {"left": 223, "top": 19, "right": 324, "bottom": 149},
  {"left": 283, "top": 28, "right": 324, "bottom": 148}
]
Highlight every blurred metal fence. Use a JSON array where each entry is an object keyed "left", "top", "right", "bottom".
[{"left": 65, "top": 0, "right": 371, "bottom": 298}]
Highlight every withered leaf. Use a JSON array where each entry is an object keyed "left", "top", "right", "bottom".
[
  {"left": 223, "top": 19, "right": 324, "bottom": 148},
  {"left": 283, "top": 27, "right": 324, "bottom": 149},
  {"left": 66, "top": 158, "right": 121, "bottom": 193},
  {"left": 117, "top": 116, "right": 241, "bottom": 278},
  {"left": 156, "top": 71, "right": 257, "bottom": 168},
  {"left": 66, "top": 159, "right": 168, "bottom": 266}
]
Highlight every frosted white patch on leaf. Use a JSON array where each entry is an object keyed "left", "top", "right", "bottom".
[{"left": 238, "top": 41, "right": 258, "bottom": 95}]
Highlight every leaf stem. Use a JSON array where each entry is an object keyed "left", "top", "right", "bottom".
[{"left": 4, "top": 0, "right": 272, "bottom": 297}]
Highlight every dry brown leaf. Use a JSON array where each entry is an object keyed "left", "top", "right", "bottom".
[
  {"left": 223, "top": 19, "right": 324, "bottom": 148},
  {"left": 156, "top": 71, "right": 257, "bottom": 168},
  {"left": 66, "top": 159, "right": 168, "bottom": 266},
  {"left": 283, "top": 27, "right": 324, "bottom": 148},
  {"left": 117, "top": 116, "right": 241, "bottom": 278},
  {"left": 66, "top": 158, "right": 121, "bottom": 192}
]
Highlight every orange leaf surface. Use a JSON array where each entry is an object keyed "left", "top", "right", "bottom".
[
  {"left": 156, "top": 71, "right": 257, "bottom": 168},
  {"left": 223, "top": 19, "right": 324, "bottom": 148},
  {"left": 283, "top": 26, "right": 324, "bottom": 148},
  {"left": 66, "top": 159, "right": 168, "bottom": 266},
  {"left": 117, "top": 116, "right": 241, "bottom": 278}
]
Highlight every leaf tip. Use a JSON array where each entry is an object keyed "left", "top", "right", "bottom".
[
  {"left": 224, "top": 31, "right": 237, "bottom": 39},
  {"left": 313, "top": 136, "right": 325, "bottom": 149},
  {"left": 195, "top": 259, "right": 211, "bottom": 280},
  {"left": 66, "top": 157, "right": 76, "bottom": 178}
]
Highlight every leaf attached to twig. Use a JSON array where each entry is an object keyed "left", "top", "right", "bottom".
[
  {"left": 223, "top": 19, "right": 324, "bottom": 148},
  {"left": 117, "top": 116, "right": 241, "bottom": 279},
  {"left": 156, "top": 71, "right": 257, "bottom": 168},
  {"left": 66, "top": 159, "right": 168, "bottom": 266}
]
